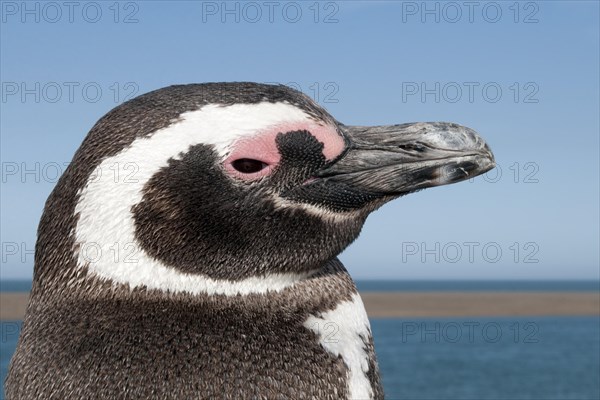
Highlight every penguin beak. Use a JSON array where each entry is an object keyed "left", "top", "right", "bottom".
[{"left": 317, "top": 122, "right": 495, "bottom": 196}]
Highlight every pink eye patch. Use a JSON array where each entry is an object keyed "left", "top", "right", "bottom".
[{"left": 223, "top": 122, "right": 346, "bottom": 181}]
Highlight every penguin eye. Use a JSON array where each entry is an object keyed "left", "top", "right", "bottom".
[{"left": 231, "top": 158, "right": 269, "bottom": 174}]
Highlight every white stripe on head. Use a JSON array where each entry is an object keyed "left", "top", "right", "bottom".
[{"left": 73, "top": 102, "right": 318, "bottom": 296}]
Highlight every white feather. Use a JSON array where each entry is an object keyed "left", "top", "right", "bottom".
[{"left": 304, "top": 294, "right": 374, "bottom": 400}]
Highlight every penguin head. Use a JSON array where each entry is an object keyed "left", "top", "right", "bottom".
[{"left": 41, "top": 83, "right": 494, "bottom": 295}]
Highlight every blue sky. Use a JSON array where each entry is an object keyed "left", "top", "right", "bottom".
[{"left": 1, "top": 1, "right": 598, "bottom": 280}]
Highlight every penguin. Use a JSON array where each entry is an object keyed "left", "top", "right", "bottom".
[{"left": 6, "top": 82, "right": 494, "bottom": 400}]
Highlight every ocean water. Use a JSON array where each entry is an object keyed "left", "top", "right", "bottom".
[
  {"left": 1, "top": 317, "right": 599, "bottom": 399},
  {"left": 355, "top": 280, "right": 600, "bottom": 292}
]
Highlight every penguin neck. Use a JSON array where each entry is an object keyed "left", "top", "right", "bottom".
[{"left": 34, "top": 258, "right": 358, "bottom": 318}]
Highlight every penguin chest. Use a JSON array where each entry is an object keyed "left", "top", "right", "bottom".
[
  {"left": 7, "top": 294, "right": 382, "bottom": 399},
  {"left": 304, "top": 293, "right": 381, "bottom": 400}
]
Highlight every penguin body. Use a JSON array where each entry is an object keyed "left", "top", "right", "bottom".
[
  {"left": 10, "top": 261, "right": 378, "bottom": 399},
  {"left": 6, "top": 83, "right": 494, "bottom": 399}
]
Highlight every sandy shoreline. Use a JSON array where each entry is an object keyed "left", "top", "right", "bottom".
[{"left": 1, "top": 292, "right": 598, "bottom": 320}]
